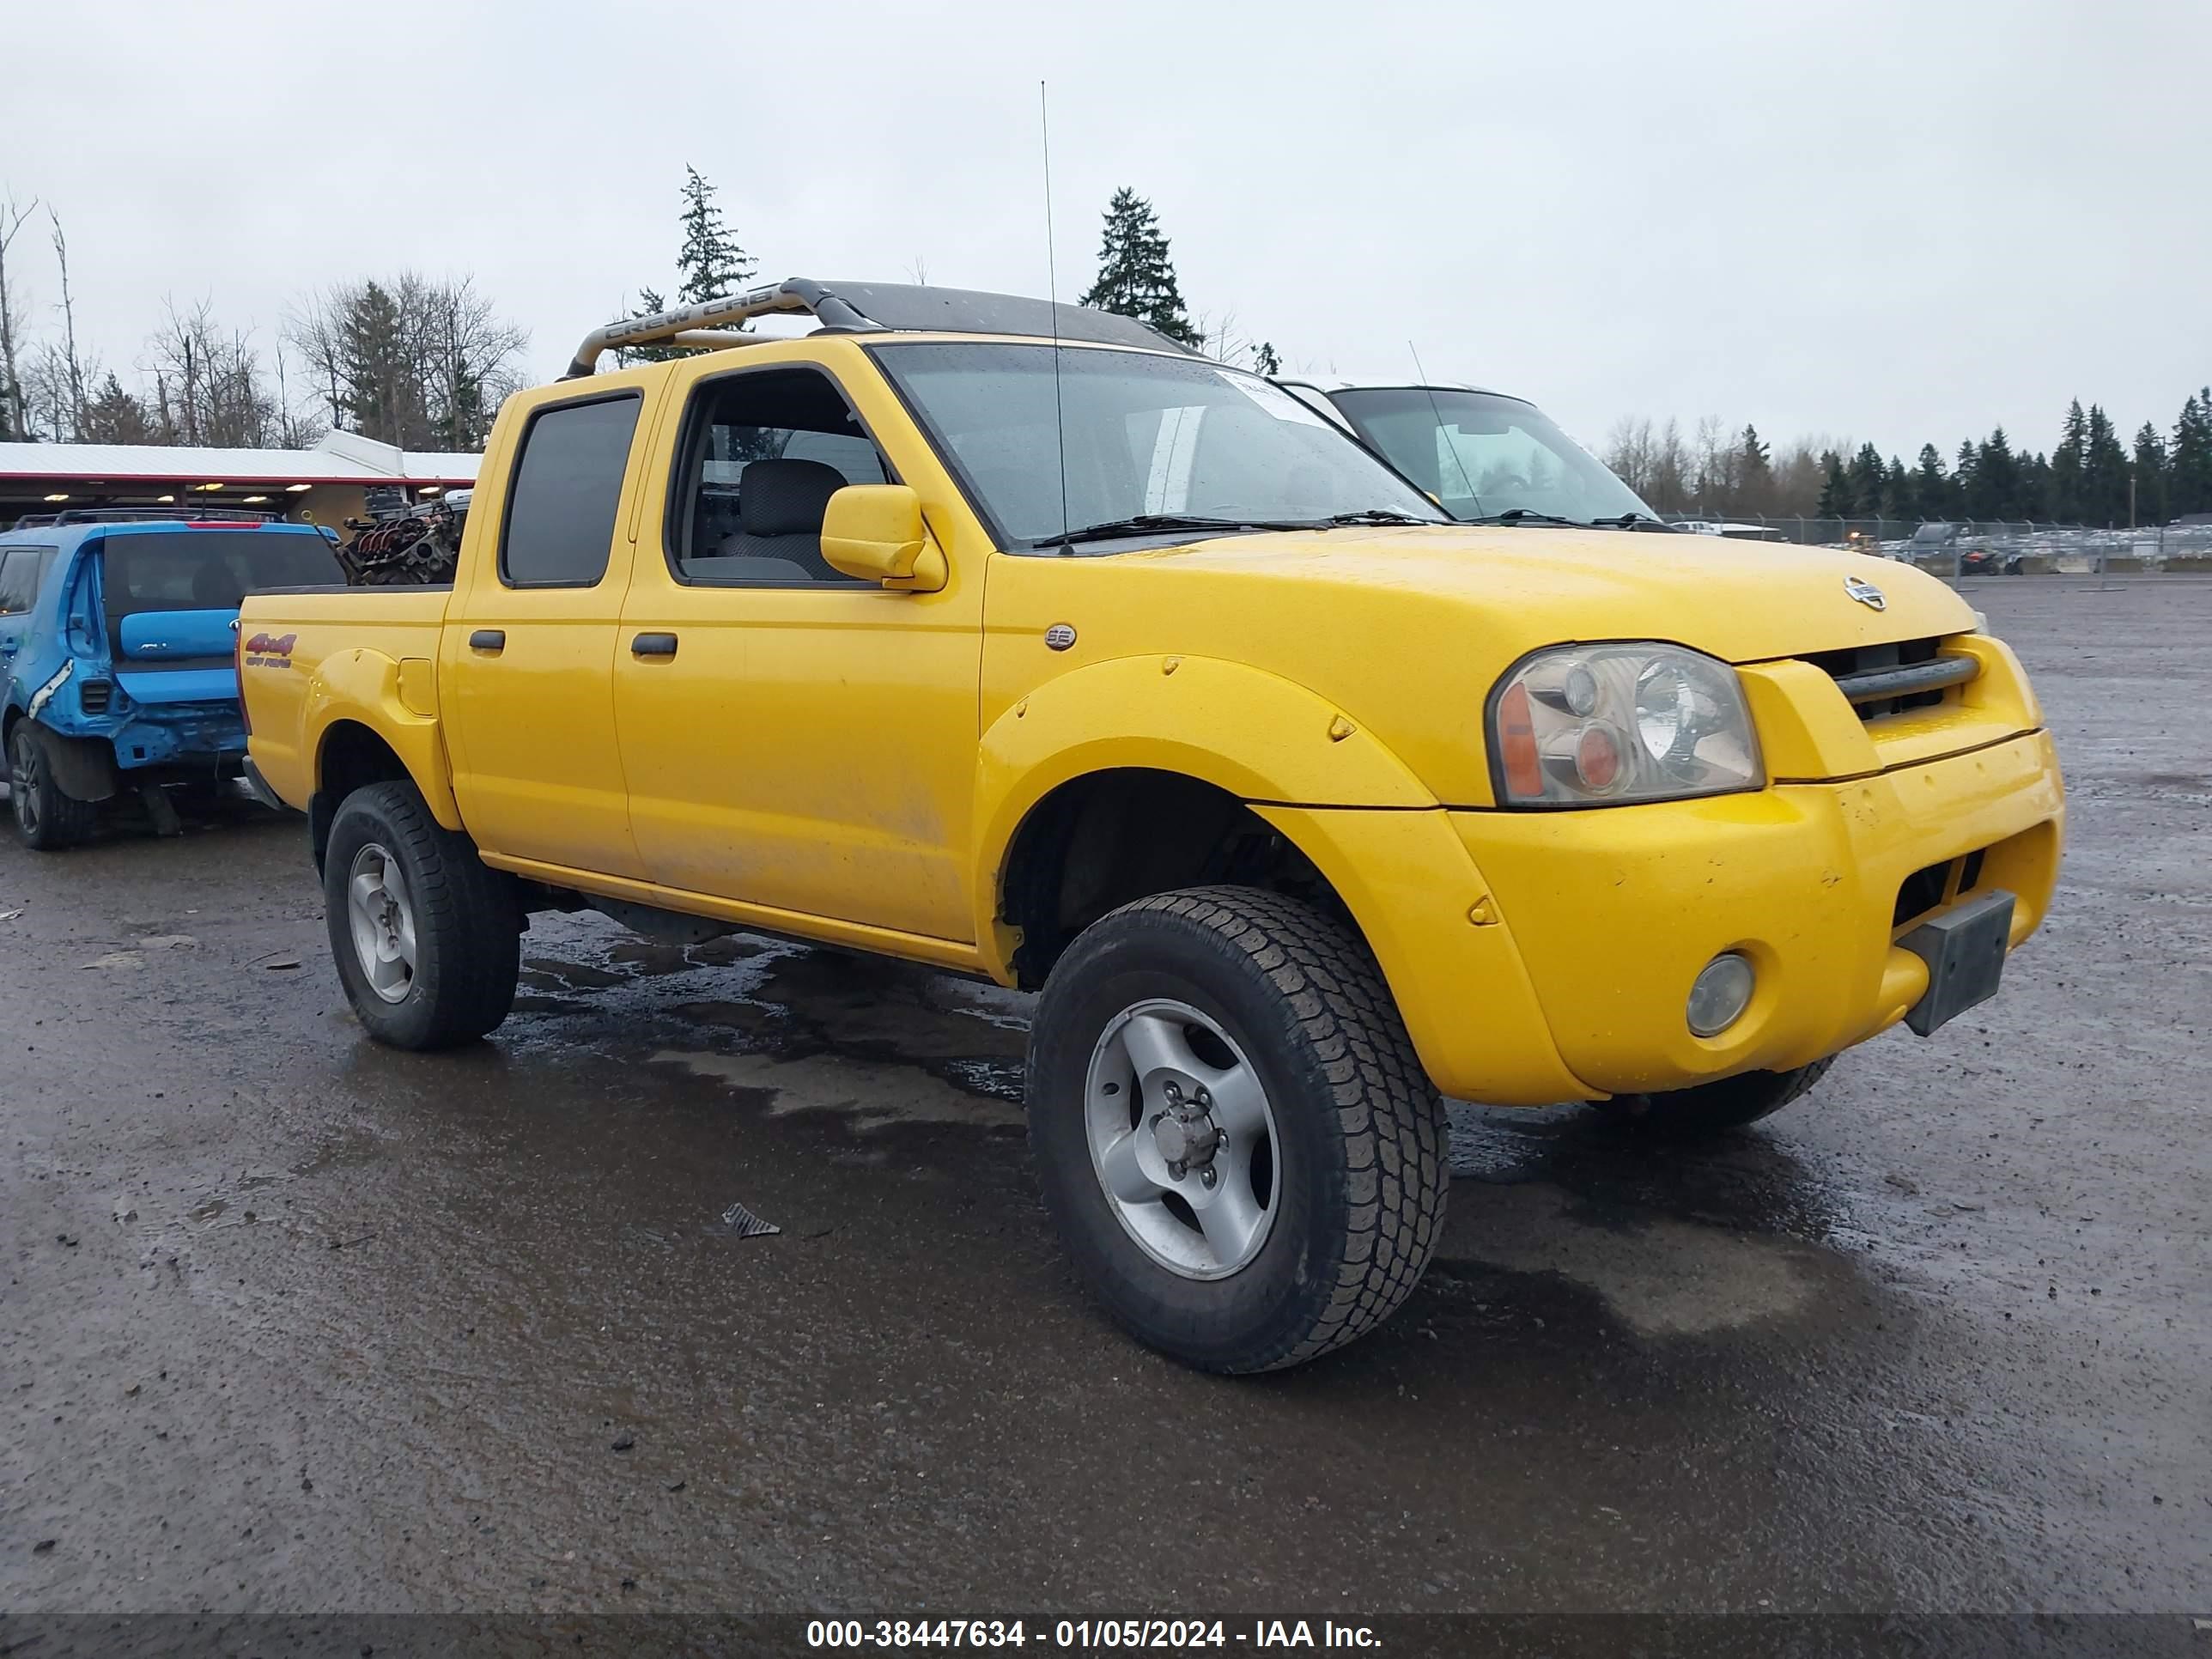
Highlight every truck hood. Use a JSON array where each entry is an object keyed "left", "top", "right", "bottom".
[{"left": 1118, "top": 526, "right": 1972, "bottom": 663}]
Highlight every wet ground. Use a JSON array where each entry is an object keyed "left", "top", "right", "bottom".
[{"left": 2, "top": 580, "right": 2206, "bottom": 1624}]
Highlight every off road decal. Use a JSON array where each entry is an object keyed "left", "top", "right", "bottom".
[{"left": 244, "top": 632, "right": 296, "bottom": 669}]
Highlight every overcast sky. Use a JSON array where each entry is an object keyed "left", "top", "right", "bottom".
[{"left": 10, "top": 0, "right": 2207, "bottom": 459}]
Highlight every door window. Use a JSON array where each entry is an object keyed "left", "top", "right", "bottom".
[
  {"left": 666, "top": 368, "right": 890, "bottom": 586},
  {"left": 0, "top": 545, "right": 53, "bottom": 614},
  {"left": 499, "top": 393, "right": 643, "bottom": 588}
]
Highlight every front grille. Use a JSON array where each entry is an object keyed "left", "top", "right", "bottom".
[
  {"left": 1803, "top": 636, "right": 1975, "bottom": 720},
  {"left": 78, "top": 678, "right": 112, "bottom": 714}
]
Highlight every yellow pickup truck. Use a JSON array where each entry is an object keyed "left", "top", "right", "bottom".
[{"left": 239, "top": 279, "right": 2063, "bottom": 1373}]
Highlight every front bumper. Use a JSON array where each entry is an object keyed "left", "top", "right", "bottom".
[
  {"left": 1458, "top": 728, "right": 2063, "bottom": 1098},
  {"left": 1261, "top": 729, "right": 2063, "bottom": 1106}
]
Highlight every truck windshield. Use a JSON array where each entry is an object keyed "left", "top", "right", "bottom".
[
  {"left": 871, "top": 343, "right": 1446, "bottom": 549},
  {"left": 1325, "top": 387, "right": 1657, "bottom": 526},
  {"left": 102, "top": 530, "right": 338, "bottom": 651}
]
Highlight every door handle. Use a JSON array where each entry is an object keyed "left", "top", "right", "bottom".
[
  {"left": 469, "top": 629, "right": 505, "bottom": 652},
  {"left": 631, "top": 632, "right": 678, "bottom": 659}
]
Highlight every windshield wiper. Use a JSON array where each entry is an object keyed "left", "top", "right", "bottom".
[
  {"left": 1588, "top": 512, "right": 1678, "bottom": 532},
  {"left": 1036, "top": 514, "right": 1297, "bottom": 548},
  {"left": 1469, "top": 507, "right": 1577, "bottom": 526},
  {"left": 1316, "top": 508, "right": 1439, "bottom": 527}
]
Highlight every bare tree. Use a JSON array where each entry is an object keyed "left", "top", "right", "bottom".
[
  {"left": 143, "top": 299, "right": 280, "bottom": 447},
  {"left": 47, "top": 207, "right": 87, "bottom": 440},
  {"left": 22, "top": 338, "right": 107, "bottom": 441},
  {"left": 0, "top": 192, "right": 36, "bottom": 440},
  {"left": 287, "top": 271, "right": 526, "bottom": 450},
  {"left": 1689, "top": 415, "right": 1741, "bottom": 513},
  {"left": 1603, "top": 416, "right": 1656, "bottom": 497}
]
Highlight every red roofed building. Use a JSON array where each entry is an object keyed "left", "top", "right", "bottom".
[{"left": 0, "top": 430, "right": 477, "bottom": 529}]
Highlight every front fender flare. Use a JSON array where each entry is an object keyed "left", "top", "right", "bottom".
[
  {"left": 304, "top": 648, "right": 461, "bottom": 831},
  {"left": 969, "top": 653, "right": 1437, "bottom": 959}
]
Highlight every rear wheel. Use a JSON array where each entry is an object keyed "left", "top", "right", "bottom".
[
  {"left": 324, "top": 781, "right": 520, "bottom": 1050},
  {"left": 9, "top": 723, "right": 97, "bottom": 851},
  {"left": 1027, "top": 886, "right": 1449, "bottom": 1374},
  {"left": 1600, "top": 1057, "right": 1836, "bottom": 1139}
]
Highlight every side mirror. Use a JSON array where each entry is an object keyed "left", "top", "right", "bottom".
[{"left": 821, "top": 484, "right": 947, "bottom": 592}]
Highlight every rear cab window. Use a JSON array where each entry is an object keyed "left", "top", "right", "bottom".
[{"left": 499, "top": 394, "right": 644, "bottom": 587}]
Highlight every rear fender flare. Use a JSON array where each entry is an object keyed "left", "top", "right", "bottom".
[{"left": 305, "top": 648, "right": 461, "bottom": 830}]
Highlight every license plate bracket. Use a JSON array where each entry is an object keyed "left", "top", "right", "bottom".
[{"left": 1900, "top": 888, "right": 2015, "bottom": 1036}]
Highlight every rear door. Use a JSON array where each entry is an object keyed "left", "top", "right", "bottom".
[{"left": 441, "top": 386, "right": 654, "bottom": 880}]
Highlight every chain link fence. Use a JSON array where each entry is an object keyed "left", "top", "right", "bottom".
[{"left": 1658, "top": 514, "right": 2212, "bottom": 576}]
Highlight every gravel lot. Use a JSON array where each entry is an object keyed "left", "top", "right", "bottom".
[{"left": 2, "top": 579, "right": 2205, "bottom": 1638}]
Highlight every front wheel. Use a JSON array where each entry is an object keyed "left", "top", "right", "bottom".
[
  {"left": 9, "top": 723, "right": 98, "bottom": 851},
  {"left": 1027, "top": 887, "right": 1449, "bottom": 1374},
  {"left": 324, "top": 781, "right": 520, "bottom": 1050}
]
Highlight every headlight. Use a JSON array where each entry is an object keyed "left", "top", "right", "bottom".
[{"left": 1490, "top": 643, "right": 1762, "bottom": 806}]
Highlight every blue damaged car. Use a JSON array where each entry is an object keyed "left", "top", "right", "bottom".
[{"left": 0, "top": 510, "right": 341, "bottom": 849}]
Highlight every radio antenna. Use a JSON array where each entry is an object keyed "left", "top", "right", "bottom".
[
  {"left": 1410, "top": 339, "right": 1480, "bottom": 514},
  {"left": 1042, "top": 81, "right": 1071, "bottom": 546}
]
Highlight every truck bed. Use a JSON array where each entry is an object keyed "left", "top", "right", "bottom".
[{"left": 237, "top": 585, "right": 454, "bottom": 812}]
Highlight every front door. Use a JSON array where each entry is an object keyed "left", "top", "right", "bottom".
[
  {"left": 442, "top": 386, "right": 653, "bottom": 880},
  {"left": 612, "top": 353, "right": 985, "bottom": 945}
]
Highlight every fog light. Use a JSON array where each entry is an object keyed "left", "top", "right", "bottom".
[{"left": 1686, "top": 952, "right": 1755, "bottom": 1036}]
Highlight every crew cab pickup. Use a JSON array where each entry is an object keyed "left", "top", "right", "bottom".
[
  {"left": 239, "top": 279, "right": 2065, "bottom": 1374},
  {"left": 2, "top": 511, "right": 341, "bottom": 848}
]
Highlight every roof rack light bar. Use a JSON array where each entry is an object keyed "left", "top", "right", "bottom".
[{"left": 563, "top": 278, "right": 875, "bottom": 379}]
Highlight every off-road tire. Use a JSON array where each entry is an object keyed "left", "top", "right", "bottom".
[
  {"left": 9, "top": 722, "right": 98, "bottom": 851},
  {"left": 1602, "top": 1056, "right": 1837, "bottom": 1139},
  {"left": 1027, "top": 886, "right": 1449, "bottom": 1374},
  {"left": 324, "top": 781, "right": 520, "bottom": 1050}
]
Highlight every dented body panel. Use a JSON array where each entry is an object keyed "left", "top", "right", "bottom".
[{"left": 0, "top": 519, "right": 341, "bottom": 800}]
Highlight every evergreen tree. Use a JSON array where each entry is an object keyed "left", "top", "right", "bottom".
[
  {"left": 1816, "top": 450, "right": 1853, "bottom": 518},
  {"left": 1972, "top": 428, "right": 2020, "bottom": 519},
  {"left": 675, "top": 166, "right": 754, "bottom": 309},
  {"left": 2172, "top": 390, "right": 2212, "bottom": 517},
  {"left": 1846, "top": 441, "right": 1887, "bottom": 518},
  {"left": 1080, "top": 187, "right": 1203, "bottom": 349},
  {"left": 2050, "top": 398, "right": 2087, "bottom": 521},
  {"left": 2081, "top": 404, "right": 2129, "bottom": 524},
  {"left": 621, "top": 286, "right": 681, "bottom": 365},
  {"left": 2131, "top": 421, "right": 2168, "bottom": 526},
  {"left": 1883, "top": 455, "right": 1913, "bottom": 520},
  {"left": 1738, "top": 425, "right": 1772, "bottom": 510},
  {"left": 79, "top": 371, "right": 154, "bottom": 444},
  {"left": 336, "top": 281, "right": 423, "bottom": 444},
  {"left": 1251, "top": 341, "right": 1282, "bottom": 377},
  {"left": 1953, "top": 439, "right": 1980, "bottom": 517},
  {"left": 1912, "top": 443, "right": 1950, "bottom": 521},
  {"left": 2019, "top": 451, "right": 2053, "bottom": 520}
]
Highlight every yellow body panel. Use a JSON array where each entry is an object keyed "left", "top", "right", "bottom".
[
  {"left": 238, "top": 587, "right": 459, "bottom": 829},
  {"left": 240, "top": 328, "right": 2066, "bottom": 1108}
]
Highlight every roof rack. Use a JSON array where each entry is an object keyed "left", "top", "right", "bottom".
[
  {"left": 9, "top": 506, "right": 280, "bottom": 530},
  {"left": 564, "top": 277, "right": 1192, "bottom": 379}
]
